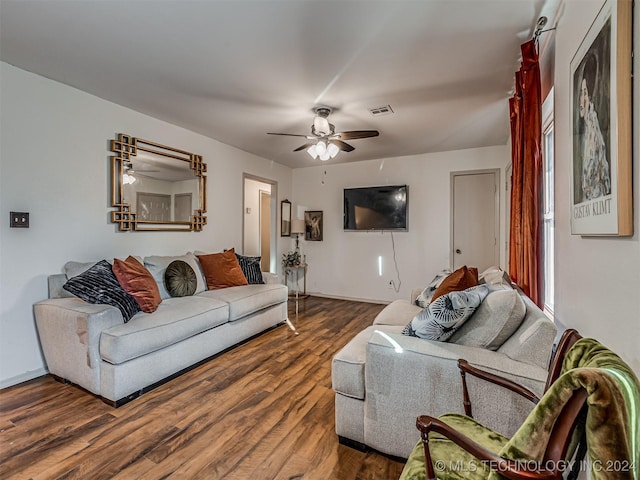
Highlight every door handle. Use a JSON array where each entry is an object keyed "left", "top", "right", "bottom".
[{"left": 455, "top": 249, "right": 462, "bottom": 254}]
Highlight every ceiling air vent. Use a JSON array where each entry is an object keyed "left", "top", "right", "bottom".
[{"left": 369, "top": 105, "right": 394, "bottom": 116}]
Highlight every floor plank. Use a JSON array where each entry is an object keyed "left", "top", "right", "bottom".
[{"left": 0, "top": 297, "right": 406, "bottom": 480}]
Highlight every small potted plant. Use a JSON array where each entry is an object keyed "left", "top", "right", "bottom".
[{"left": 282, "top": 251, "right": 301, "bottom": 268}]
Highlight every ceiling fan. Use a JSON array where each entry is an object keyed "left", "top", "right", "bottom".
[
  {"left": 122, "top": 161, "right": 159, "bottom": 184},
  {"left": 267, "top": 106, "right": 379, "bottom": 160}
]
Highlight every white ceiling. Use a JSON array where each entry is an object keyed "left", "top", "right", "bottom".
[{"left": 0, "top": 0, "right": 556, "bottom": 168}]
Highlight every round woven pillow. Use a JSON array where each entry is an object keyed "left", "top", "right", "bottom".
[{"left": 164, "top": 260, "right": 197, "bottom": 297}]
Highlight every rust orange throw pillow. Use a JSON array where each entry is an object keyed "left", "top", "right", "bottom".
[
  {"left": 113, "top": 256, "right": 162, "bottom": 313},
  {"left": 431, "top": 265, "right": 478, "bottom": 302},
  {"left": 197, "top": 248, "right": 248, "bottom": 290}
]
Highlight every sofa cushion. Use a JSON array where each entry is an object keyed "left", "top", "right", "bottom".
[
  {"left": 144, "top": 253, "right": 206, "bottom": 299},
  {"left": 449, "top": 288, "right": 526, "bottom": 350},
  {"left": 164, "top": 260, "right": 198, "bottom": 297},
  {"left": 198, "top": 283, "right": 287, "bottom": 321},
  {"left": 373, "top": 299, "right": 423, "bottom": 326},
  {"left": 100, "top": 295, "right": 229, "bottom": 364},
  {"left": 63, "top": 260, "right": 141, "bottom": 322},
  {"left": 197, "top": 248, "right": 249, "bottom": 290},
  {"left": 403, "top": 285, "right": 489, "bottom": 341}
]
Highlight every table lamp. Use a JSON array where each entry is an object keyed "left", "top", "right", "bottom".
[{"left": 291, "top": 219, "right": 306, "bottom": 252}]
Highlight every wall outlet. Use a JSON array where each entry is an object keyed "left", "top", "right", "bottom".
[{"left": 10, "top": 212, "right": 29, "bottom": 228}]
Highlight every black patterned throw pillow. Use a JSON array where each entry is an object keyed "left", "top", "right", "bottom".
[
  {"left": 63, "top": 259, "right": 141, "bottom": 323},
  {"left": 404, "top": 284, "right": 490, "bottom": 341},
  {"left": 235, "top": 254, "right": 264, "bottom": 284}
]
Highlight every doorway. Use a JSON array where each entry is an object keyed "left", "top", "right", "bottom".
[
  {"left": 451, "top": 170, "right": 499, "bottom": 272},
  {"left": 243, "top": 175, "right": 277, "bottom": 273}
]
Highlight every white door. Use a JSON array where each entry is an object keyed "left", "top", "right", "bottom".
[{"left": 452, "top": 171, "right": 499, "bottom": 272}]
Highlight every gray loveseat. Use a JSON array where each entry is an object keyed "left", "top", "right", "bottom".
[
  {"left": 331, "top": 281, "right": 556, "bottom": 459},
  {"left": 34, "top": 257, "right": 288, "bottom": 406}
]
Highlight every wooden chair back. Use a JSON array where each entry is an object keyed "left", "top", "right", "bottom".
[{"left": 545, "top": 328, "right": 582, "bottom": 392}]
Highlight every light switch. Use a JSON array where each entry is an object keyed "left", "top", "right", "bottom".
[{"left": 10, "top": 212, "right": 29, "bottom": 228}]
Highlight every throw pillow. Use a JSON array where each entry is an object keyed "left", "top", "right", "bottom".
[
  {"left": 235, "top": 253, "right": 264, "bottom": 285},
  {"left": 197, "top": 248, "right": 249, "bottom": 290},
  {"left": 478, "top": 265, "right": 513, "bottom": 288},
  {"left": 415, "top": 269, "right": 452, "bottom": 307},
  {"left": 164, "top": 260, "right": 198, "bottom": 297},
  {"left": 143, "top": 253, "right": 206, "bottom": 299},
  {"left": 62, "top": 260, "right": 140, "bottom": 322},
  {"left": 403, "top": 284, "right": 489, "bottom": 341},
  {"left": 449, "top": 288, "right": 526, "bottom": 350},
  {"left": 113, "top": 256, "right": 162, "bottom": 313},
  {"left": 431, "top": 265, "right": 478, "bottom": 302}
]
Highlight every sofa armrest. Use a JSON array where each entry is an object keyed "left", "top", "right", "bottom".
[
  {"left": 48, "top": 273, "right": 75, "bottom": 299},
  {"left": 34, "top": 298, "right": 123, "bottom": 394},
  {"left": 363, "top": 329, "right": 547, "bottom": 458},
  {"left": 262, "top": 272, "right": 280, "bottom": 284}
]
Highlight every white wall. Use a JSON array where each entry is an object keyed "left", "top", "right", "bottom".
[
  {"left": 292, "top": 145, "right": 510, "bottom": 303},
  {"left": 0, "top": 63, "right": 293, "bottom": 387},
  {"left": 553, "top": 0, "right": 639, "bottom": 373}
]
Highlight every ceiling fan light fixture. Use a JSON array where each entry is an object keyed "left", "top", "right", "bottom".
[
  {"left": 313, "top": 116, "right": 331, "bottom": 136},
  {"left": 315, "top": 140, "right": 327, "bottom": 156},
  {"left": 122, "top": 172, "right": 136, "bottom": 185},
  {"left": 327, "top": 143, "right": 339, "bottom": 158},
  {"left": 307, "top": 145, "right": 318, "bottom": 159}
]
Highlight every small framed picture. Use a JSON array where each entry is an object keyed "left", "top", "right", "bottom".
[{"left": 304, "top": 211, "right": 323, "bottom": 241}]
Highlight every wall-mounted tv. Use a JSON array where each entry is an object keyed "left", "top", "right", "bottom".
[{"left": 343, "top": 185, "right": 408, "bottom": 231}]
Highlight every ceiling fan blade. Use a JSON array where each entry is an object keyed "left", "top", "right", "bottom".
[
  {"left": 335, "top": 130, "right": 380, "bottom": 140},
  {"left": 267, "top": 132, "right": 310, "bottom": 138},
  {"left": 293, "top": 142, "right": 316, "bottom": 152},
  {"left": 330, "top": 140, "right": 355, "bottom": 152}
]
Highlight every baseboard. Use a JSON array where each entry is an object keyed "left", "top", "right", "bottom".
[
  {"left": 0, "top": 367, "right": 48, "bottom": 390},
  {"left": 338, "top": 435, "right": 369, "bottom": 452},
  {"left": 306, "top": 292, "right": 390, "bottom": 305}
]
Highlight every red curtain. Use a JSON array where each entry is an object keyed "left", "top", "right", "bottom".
[{"left": 509, "top": 40, "right": 543, "bottom": 308}]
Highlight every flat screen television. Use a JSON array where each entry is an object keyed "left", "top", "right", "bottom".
[{"left": 343, "top": 185, "right": 408, "bottom": 231}]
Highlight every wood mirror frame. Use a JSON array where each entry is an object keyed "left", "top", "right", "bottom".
[
  {"left": 281, "top": 199, "right": 291, "bottom": 236},
  {"left": 110, "top": 134, "right": 207, "bottom": 231}
]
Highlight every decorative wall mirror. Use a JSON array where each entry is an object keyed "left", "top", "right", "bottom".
[
  {"left": 281, "top": 199, "right": 291, "bottom": 236},
  {"left": 110, "top": 134, "right": 207, "bottom": 231}
]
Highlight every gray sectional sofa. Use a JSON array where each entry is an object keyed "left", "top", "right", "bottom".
[
  {"left": 34, "top": 262, "right": 288, "bottom": 406},
  {"left": 331, "top": 282, "right": 556, "bottom": 459}
]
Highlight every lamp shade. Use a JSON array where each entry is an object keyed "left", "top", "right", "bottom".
[{"left": 291, "top": 219, "right": 306, "bottom": 235}]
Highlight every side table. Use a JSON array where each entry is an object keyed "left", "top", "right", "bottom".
[{"left": 284, "top": 263, "right": 309, "bottom": 317}]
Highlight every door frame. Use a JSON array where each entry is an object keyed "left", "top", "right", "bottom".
[
  {"left": 242, "top": 173, "right": 278, "bottom": 273},
  {"left": 450, "top": 168, "right": 500, "bottom": 271}
]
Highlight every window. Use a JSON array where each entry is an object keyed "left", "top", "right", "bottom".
[{"left": 542, "top": 91, "right": 554, "bottom": 318}]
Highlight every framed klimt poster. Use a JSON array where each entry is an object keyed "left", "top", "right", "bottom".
[{"left": 570, "top": 0, "right": 632, "bottom": 236}]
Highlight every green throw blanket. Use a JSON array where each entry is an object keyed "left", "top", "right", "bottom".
[
  {"left": 400, "top": 338, "right": 639, "bottom": 480},
  {"left": 490, "top": 338, "right": 639, "bottom": 480}
]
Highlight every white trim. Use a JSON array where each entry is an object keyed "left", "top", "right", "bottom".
[
  {"left": 304, "top": 292, "right": 391, "bottom": 305},
  {"left": 0, "top": 367, "right": 48, "bottom": 390}
]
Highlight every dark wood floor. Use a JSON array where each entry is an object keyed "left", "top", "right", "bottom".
[{"left": 0, "top": 297, "right": 406, "bottom": 480}]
